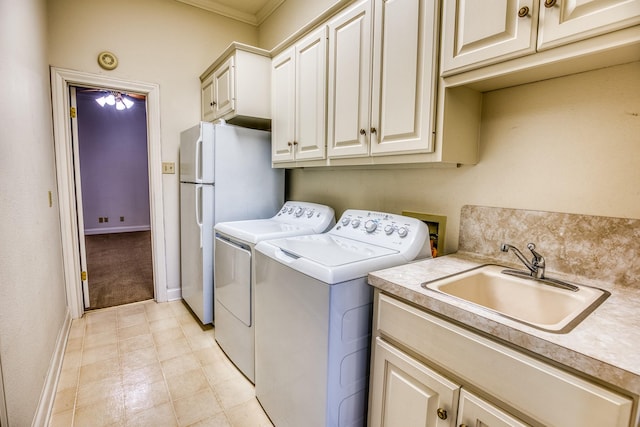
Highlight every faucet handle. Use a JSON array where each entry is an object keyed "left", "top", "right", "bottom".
[{"left": 527, "top": 243, "right": 545, "bottom": 270}]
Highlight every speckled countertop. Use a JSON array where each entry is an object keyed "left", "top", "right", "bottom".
[{"left": 368, "top": 252, "right": 640, "bottom": 399}]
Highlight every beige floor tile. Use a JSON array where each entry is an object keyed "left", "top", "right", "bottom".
[
  {"left": 156, "top": 337, "right": 191, "bottom": 361},
  {"left": 120, "top": 346, "right": 159, "bottom": 371},
  {"left": 56, "top": 366, "right": 79, "bottom": 391},
  {"left": 149, "top": 316, "right": 181, "bottom": 332},
  {"left": 118, "top": 322, "right": 151, "bottom": 340},
  {"left": 85, "top": 309, "right": 118, "bottom": 324},
  {"left": 226, "top": 398, "right": 273, "bottom": 427},
  {"left": 84, "top": 329, "right": 118, "bottom": 349},
  {"left": 124, "top": 379, "right": 171, "bottom": 415},
  {"left": 161, "top": 353, "right": 201, "bottom": 378},
  {"left": 79, "top": 357, "right": 121, "bottom": 385},
  {"left": 187, "top": 411, "right": 232, "bottom": 427},
  {"left": 117, "top": 312, "right": 147, "bottom": 329},
  {"left": 60, "top": 350, "right": 82, "bottom": 373},
  {"left": 168, "top": 300, "right": 192, "bottom": 316},
  {"left": 186, "top": 332, "right": 215, "bottom": 351},
  {"left": 180, "top": 320, "right": 208, "bottom": 337},
  {"left": 68, "top": 320, "right": 86, "bottom": 339},
  {"left": 152, "top": 326, "right": 186, "bottom": 346},
  {"left": 51, "top": 387, "right": 76, "bottom": 414},
  {"left": 202, "top": 356, "right": 243, "bottom": 387},
  {"left": 85, "top": 319, "right": 118, "bottom": 336},
  {"left": 122, "top": 360, "right": 165, "bottom": 388},
  {"left": 76, "top": 376, "right": 123, "bottom": 409},
  {"left": 119, "top": 333, "right": 155, "bottom": 354},
  {"left": 165, "top": 368, "right": 211, "bottom": 401},
  {"left": 145, "top": 302, "right": 175, "bottom": 321},
  {"left": 212, "top": 374, "right": 254, "bottom": 409},
  {"left": 48, "top": 408, "right": 74, "bottom": 427},
  {"left": 172, "top": 388, "right": 223, "bottom": 427},
  {"left": 82, "top": 342, "right": 119, "bottom": 365},
  {"left": 66, "top": 336, "right": 84, "bottom": 352},
  {"left": 73, "top": 395, "right": 125, "bottom": 427},
  {"left": 125, "top": 401, "right": 178, "bottom": 427}
]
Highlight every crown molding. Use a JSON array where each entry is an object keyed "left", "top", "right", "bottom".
[{"left": 176, "top": 0, "right": 285, "bottom": 26}]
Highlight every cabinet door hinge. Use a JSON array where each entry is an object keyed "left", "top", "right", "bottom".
[
  {"left": 81, "top": 271, "right": 87, "bottom": 281},
  {"left": 70, "top": 107, "right": 77, "bottom": 118}
]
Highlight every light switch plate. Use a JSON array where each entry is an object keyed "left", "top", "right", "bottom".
[{"left": 162, "top": 162, "right": 175, "bottom": 174}]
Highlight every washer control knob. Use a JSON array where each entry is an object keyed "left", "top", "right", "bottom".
[
  {"left": 384, "top": 225, "right": 394, "bottom": 235},
  {"left": 365, "top": 220, "right": 378, "bottom": 233},
  {"left": 281, "top": 206, "right": 288, "bottom": 213},
  {"left": 397, "top": 227, "right": 409, "bottom": 238},
  {"left": 295, "top": 207, "right": 305, "bottom": 217},
  {"left": 306, "top": 210, "right": 314, "bottom": 218},
  {"left": 341, "top": 217, "right": 351, "bottom": 226},
  {"left": 288, "top": 207, "right": 295, "bottom": 214},
  {"left": 352, "top": 219, "right": 361, "bottom": 228}
]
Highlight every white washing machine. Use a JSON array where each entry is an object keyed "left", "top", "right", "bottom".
[
  {"left": 213, "top": 201, "right": 335, "bottom": 383},
  {"left": 254, "top": 209, "right": 430, "bottom": 427}
]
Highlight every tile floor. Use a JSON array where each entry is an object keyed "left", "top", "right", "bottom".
[{"left": 48, "top": 299, "right": 274, "bottom": 427}]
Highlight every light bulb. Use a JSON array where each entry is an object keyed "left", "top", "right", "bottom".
[
  {"left": 122, "top": 96, "right": 134, "bottom": 109},
  {"left": 116, "top": 100, "right": 125, "bottom": 110},
  {"left": 105, "top": 94, "right": 115, "bottom": 105},
  {"left": 95, "top": 96, "right": 107, "bottom": 107}
]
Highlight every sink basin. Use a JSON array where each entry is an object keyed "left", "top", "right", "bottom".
[{"left": 422, "top": 265, "right": 609, "bottom": 333}]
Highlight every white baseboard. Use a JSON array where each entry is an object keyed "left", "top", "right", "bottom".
[
  {"left": 84, "top": 225, "right": 151, "bottom": 235},
  {"left": 32, "top": 310, "right": 72, "bottom": 427},
  {"left": 166, "top": 287, "right": 182, "bottom": 302}
]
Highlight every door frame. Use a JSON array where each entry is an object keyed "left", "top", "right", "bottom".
[{"left": 51, "top": 67, "right": 168, "bottom": 319}]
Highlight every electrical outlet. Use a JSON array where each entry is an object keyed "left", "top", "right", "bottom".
[
  {"left": 99, "top": 217, "right": 104, "bottom": 223},
  {"left": 162, "top": 162, "right": 175, "bottom": 174},
  {"left": 104, "top": 217, "right": 109, "bottom": 223},
  {"left": 120, "top": 216, "right": 125, "bottom": 222}
]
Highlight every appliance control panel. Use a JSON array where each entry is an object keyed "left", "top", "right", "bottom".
[
  {"left": 274, "top": 201, "right": 336, "bottom": 232},
  {"left": 332, "top": 210, "right": 429, "bottom": 254}
]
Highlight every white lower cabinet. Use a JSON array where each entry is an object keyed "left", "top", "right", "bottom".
[{"left": 369, "top": 291, "right": 634, "bottom": 427}]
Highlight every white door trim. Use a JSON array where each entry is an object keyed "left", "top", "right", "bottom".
[{"left": 50, "top": 67, "right": 168, "bottom": 319}]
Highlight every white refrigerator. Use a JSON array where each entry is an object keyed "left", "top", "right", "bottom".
[{"left": 179, "top": 121, "right": 283, "bottom": 324}]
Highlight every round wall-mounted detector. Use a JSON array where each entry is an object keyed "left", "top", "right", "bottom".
[{"left": 97, "top": 51, "right": 118, "bottom": 70}]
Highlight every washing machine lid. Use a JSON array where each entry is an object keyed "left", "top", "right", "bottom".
[
  {"left": 265, "top": 234, "right": 398, "bottom": 266},
  {"left": 216, "top": 219, "right": 314, "bottom": 244}
]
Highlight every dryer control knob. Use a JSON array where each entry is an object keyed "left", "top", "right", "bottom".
[
  {"left": 384, "top": 225, "right": 394, "bottom": 235},
  {"left": 365, "top": 220, "right": 378, "bottom": 233},
  {"left": 397, "top": 227, "right": 409, "bottom": 238},
  {"left": 341, "top": 217, "right": 351, "bottom": 226},
  {"left": 295, "top": 207, "right": 305, "bottom": 217},
  {"left": 352, "top": 219, "right": 361, "bottom": 228}
]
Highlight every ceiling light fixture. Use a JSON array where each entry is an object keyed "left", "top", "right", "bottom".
[{"left": 95, "top": 91, "right": 134, "bottom": 110}]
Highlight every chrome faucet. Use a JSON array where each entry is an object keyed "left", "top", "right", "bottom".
[{"left": 501, "top": 243, "right": 546, "bottom": 279}]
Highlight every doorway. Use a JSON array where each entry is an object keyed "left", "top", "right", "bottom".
[
  {"left": 51, "top": 67, "right": 167, "bottom": 320},
  {"left": 73, "top": 86, "right": 154, "bottom": 309}
]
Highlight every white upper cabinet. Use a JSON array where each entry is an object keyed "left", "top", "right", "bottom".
[
  {"left": 271, "top": 27, "right": 328, "bottom": 163},
  {"left": 327, "top": 0, "right": 440, "bottom": 159},
  {"left": 327, "top": 0, "right": 373, "bottom": 159},
  {"left": 200, "top": 44, "right": 271, "bottom": 129},
  {"left": 537, "top": 0, "right": 640, "bottom": 50},
  {"left": 441, "top": 0, "right": 640, "bottom": 75}
]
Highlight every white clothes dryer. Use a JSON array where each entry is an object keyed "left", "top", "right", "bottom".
[
  {"left": 254, "top": 210, "right": 430, "bottom": 427},
  {"left": 213, "top": 201, "right": 335, "bottom": 382}
]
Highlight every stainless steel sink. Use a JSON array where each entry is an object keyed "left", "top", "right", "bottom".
[{"left": 422, "top": 265, "right": 610, "bottom": 333}]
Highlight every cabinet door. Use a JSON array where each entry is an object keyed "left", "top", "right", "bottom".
[
  {"left": 457, "top": 389, "right": 531, "bottom": 427},
  {"left": 327, "top": 0, "right": 373, "bottom": 158},
  {"left": 537, "top": 0, "right": 640, "bottom": 50},
  {"left": 441, "top": 0, "right": 538, "bottom": 74},
  {"left": 370, "top": 0, "right": 438, "bottom": 155},
  {"left": 271, "top": 48, "right": 296, "bottom": 163},
  {"left": 201, "top": 73, "right": 216, "bottom": 122},
  {"left": 295, "top": 27, "right": 327, "bottom": 161},
  {"left": 369, "top": 338, "right": 460, "bottom": 427},
  {"left": 213, "top": 55, "right": 235, "bottom": 119}
]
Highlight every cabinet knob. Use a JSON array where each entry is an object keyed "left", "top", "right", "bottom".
[
  {"left": 518, "top": 6, "right": 530, "bottom": 17},
  {"left": 436, "top": 408, "right": 448, "bottom": 420},
  {"left": 359, "top": 128, "right": 366, "bottom": 136},
  {"left": 370, "top": 127, "right": 377, "bottom": 134},
  {"left": 210, "top": 101, "right": 217, "bottom": 106},
  {"left": 544, "top": 0, "right": 557, "bottom": 7}
]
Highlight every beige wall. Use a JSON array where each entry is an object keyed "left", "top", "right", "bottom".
[
  {"left": 0, "top": 0, "right": 68, "bottom": 424},
  {"left": 47, "top": 0, "right": 260, "bottom": 292},
  {"left": 260, "top": 1, "right": 639, "bottom": 254},
  {"left": 287, "top": 62, "right": 640, "bottom": 253}
]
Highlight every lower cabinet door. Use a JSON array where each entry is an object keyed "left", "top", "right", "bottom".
[
  {"left": 456, "top": 389, "right": 531, "bottom": 427},
  {"left": 369, "top": 337, "right": 460, "bottom": 427}
]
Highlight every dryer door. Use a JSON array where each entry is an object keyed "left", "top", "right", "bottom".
[{"left": 215, "top": 235, "right": 252, "bottom": 326}]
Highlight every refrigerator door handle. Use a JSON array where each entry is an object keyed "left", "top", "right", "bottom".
[
  {"left": 196, "top": 184, "right": 203, "bottom": 248},
  {"left": 195, "top": 136, "right": 203, "bottom": 182}
]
